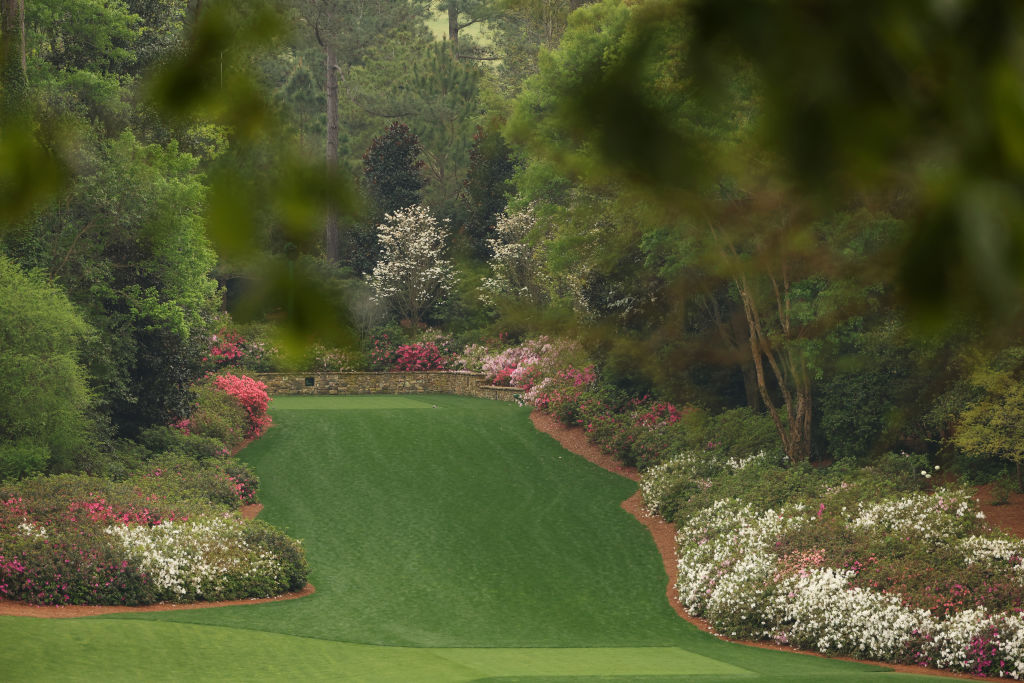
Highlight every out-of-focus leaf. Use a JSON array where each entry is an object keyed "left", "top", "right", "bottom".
[
  {"left": 272, "top": 154, "right": 362, "bottom": 252},
  {"left": 145, "top": 2, "right": 283, "bottom": 140},
  {"left": 229, "top": 256, "right": 356, "bottom": 353},
  {"left": 0, "top": 125, "right": 64, "bottom": 227}
]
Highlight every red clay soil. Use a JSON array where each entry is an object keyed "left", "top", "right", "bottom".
[
  {"left": 974, "top": 483, "right": 1024, "bottom": 538},
  {"left": 240, "top": 503, "right": 263, "bottom": 520},
  {"left": 529, "top": 410, "right": 1001, "bottom": 680},
  {"left": 0, "top": 431, "right": 313, "bottom": 619}
]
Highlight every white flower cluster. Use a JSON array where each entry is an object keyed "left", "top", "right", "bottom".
[
  {"left": 671, "top": 492, "right": 1024, "bottom": 677},
  {"left": 366, "top": 204, "right": 455, "bottom": 324},
  {"left": 641, "top": 452, "right": 708, "bottom": 516},
  {"left": 106, "top": 518, "right": 283, "bottom": 601},
  {"left": 768, "top": 567, "right": 934, "bottom": 659},
  {"left": 726, "top": 449, "right": 778, "bottom": 471},
  {"left": 849, "top": 486, "right": 975, "bottom": 542},
  {"left": 480, "top": 205, "right": 551, "bottom": 307},
  {"left": 17, "top": 521, "right": 46, "bottom": 538},
  {"left": 640, "top": 450, "right": 778, "bottom": 516},
  {"left": 675, "top": 499, "right": 809, "bottom": 628},
  {"left": 960, "top": 534, "right": 1024, "bottom": 574}
]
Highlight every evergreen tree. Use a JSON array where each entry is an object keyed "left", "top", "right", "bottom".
[
  {"left": 0, "top": 0, "right": 26, "bottom": 123},
  {"left": 460, "top": 125, "right": 514, "bottom": 258},
  {"left": 363, "top": 121, "right": 425, "bottom": 219}
]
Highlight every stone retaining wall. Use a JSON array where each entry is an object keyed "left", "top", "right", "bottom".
[{"left": 251, "top": 371, "right": 522, "bottom": 402}]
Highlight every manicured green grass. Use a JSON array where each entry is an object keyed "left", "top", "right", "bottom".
[{"left": 1, "top": 395, "right": 940, "bottom": 680}]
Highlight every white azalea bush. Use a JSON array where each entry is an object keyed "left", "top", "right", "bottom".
[
  {"left": 675, "top": 500, "right": 807, "bottom": 632},
  {"left": 106, "top": 517, "right": 307, "bottom": 602},
  {"left": 848, "top": 487, "right": 977, "bottom": 542},
  {"left": 640, "top": 449, "right": 783, "bottom": 518},
  {"left": 660, "top": 463, "right": 1024, "bottom": 678},
  {"left": 960, "top": 534, "right": 1024, "bottom": 571}
]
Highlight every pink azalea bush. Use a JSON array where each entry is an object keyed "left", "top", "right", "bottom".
[
  {"left": 369, "top": 328, "right": 403, "bottom": 369},
  {"left": 212, "top": 374, "right": 272, "bottom": 438},
  {"left": 205, "top": 329, "right": 246, "bottom": 365},
  {"left": 529, "top": 365, "right": 599, "bottom": 419},
  {"left": 478, "top": 337, "right": 559, "bottom": 390},
  {"left": 367, "top": 326, "right": 457, "bottom": 371},
  {"left": 202, "top": 328, "right": 279, "bottom": 372},
  {"left": 393, "top": 342, "right": 449, "bottom": 371}
]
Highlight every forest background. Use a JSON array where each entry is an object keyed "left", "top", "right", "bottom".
[{"left": 2, "top": 0, "right": 1024, "bottom": 490}]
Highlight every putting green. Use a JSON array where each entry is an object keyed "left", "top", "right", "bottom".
[{"left": 1, "top": 395, "right": 939, "bottom": 680}]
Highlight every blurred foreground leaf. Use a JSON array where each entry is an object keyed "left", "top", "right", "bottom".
[{"left": 0, "top": 124, "right": 64, "bottom": 227}]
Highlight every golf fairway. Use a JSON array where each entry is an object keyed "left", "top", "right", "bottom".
[{"left": 1, "top": 396, "right": 940, "bottom": 681}]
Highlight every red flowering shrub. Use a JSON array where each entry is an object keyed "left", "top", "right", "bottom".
[
  {"left": 531, "top": 365, "right": 599, "bottom": 421},
  {"left": 393, "top": 342, "right": 449, "bottom": 371},
  {"left": 492, "top": 365, "right": 517, "bottom": 386},
  {"left": 204, "top": 329, "right": 246, "bottom": 366},
  {"left": 633, "top": 398, "right": 683, "bottom": 427},
  {"left": 368, "top": 327, "right": 403, "bottom": 370},
  {"left": 173, "top": 380, "right": 248, "bottom": 448},
  {"left": 212, "top": 374, "right": 272, "bottom": 438}
]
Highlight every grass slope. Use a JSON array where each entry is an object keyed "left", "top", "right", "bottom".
[{"left": 1, "top": 395, "right": 938, "bottom": 680}]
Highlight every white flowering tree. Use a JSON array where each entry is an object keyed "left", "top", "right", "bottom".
[
  {"left": 366, "top": 204, "right": 456, "bottom": 326},
  {"left": 481, "top": 205, "right": 551, "bottom": 306}
]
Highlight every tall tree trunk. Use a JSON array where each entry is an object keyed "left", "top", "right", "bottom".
[
  {"left": 448, "top": 2, "right": 459, "bottom": 50},
  {"left": 0, "top": 0, "right": 27, "bottom": 125},
  {"left": 741, "top": 361, "right": 761, "bottom": 412},
  {"left": 323, "top": 42, "right": 339, "bottom": 264},
  {"left": 735, "top": 271, "right": 813, "bottom": 463}
]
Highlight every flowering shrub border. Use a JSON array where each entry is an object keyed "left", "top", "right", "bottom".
[{"left": 653, "top": 467, "right": 1024, "bottom": 678}]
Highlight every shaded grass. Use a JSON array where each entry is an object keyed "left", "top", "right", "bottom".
[{"left": 2, "top": 395, "right": 940, "bottom": 680}]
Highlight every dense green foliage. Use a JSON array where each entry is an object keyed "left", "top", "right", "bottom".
[{"left": 0, "top": 255, "right": 94, "bottom": 479}]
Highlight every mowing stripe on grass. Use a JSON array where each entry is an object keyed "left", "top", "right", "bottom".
[{"left": 2, "top": 617, "right": 940, "bottom": 681}]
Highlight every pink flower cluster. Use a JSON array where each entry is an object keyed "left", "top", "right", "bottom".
[
  {"left": 531, "top": 365, "right": 598, "bottom": 412},
  {"left": 775, "top": 548, "right": 828, "bottom": 580},
  {"left": 370, "top": 331, "right": 401, "bottom": 369},
  {"left": 64, "top": 495, "right": 184, "bottom": 526},
  {"left": 557, "top": 365, "right": 597, "bottom": 387},
  {"left": 225, "top": 474, "right": 257, "bottom": 505},
  {"left": 480, "top": 338, "right": 556, "bottom": 389},
  {"left": 1, "top": 497, "right": 27, "bottom": 532},
  {"left": 632, "top": 398, "right": 683, "bottom": 427},
  {"left": 393, "top": 342, "right": 449, "bottom": 371},
  {"left": 212, "top": 374, "right": 272, "bottom": 438},
  {"left": 0, "top": 554, "right": 26, "bottom": 595},
  {"left": 203, "top": 330, "right": 246, "bottom": 365}
]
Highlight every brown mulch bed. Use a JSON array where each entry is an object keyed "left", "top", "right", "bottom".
[
  {"left": 0, "top": 583, "right": 315, "bottom": 618},
  {"left": 529, "top": 410, "right": 999, "bottom": 680},
  {"left": 240, "top": 503, "right": 263, "bottom": 520}
]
